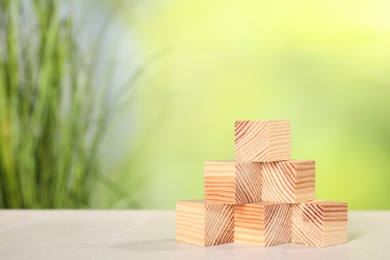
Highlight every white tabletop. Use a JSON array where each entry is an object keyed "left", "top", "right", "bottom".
[{"left": 0, "top": 210, "right": 388, "bottom": 260}]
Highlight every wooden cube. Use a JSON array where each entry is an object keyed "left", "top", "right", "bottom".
[
  {"left": 235, "top": 120, "right": 291, "bottom": 162},
  {"left": 176, "top": 200, "right": 234, "bottom": 247},
  {"left": 234, "top": 202, "right": 291, "bottom": 246},
  {"left": 291, "top": 200, "right": 348, "bottom": 247},
  {"left": 204, "top": 161, "right": 262, "bottom": 204},
  {"left": 262, "top": 160, "right": 315, "bottom": 203}
]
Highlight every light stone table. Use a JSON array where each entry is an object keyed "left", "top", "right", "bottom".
[{"left": 0, "top": 210, "right": 389, "bottom": 260}]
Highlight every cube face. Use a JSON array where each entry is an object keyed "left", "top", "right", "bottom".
[
  {"left": 262, "top": 160, "right": 315, "bottom": 203},
  {"left": 176, "top": 200, "right": 206, "bottom": 246},
  {"left": 235, "top": 120, "right": 291, "bottom": 162},
  {"left": 204, "top": 162, "right": 236, "bottom": 204},
  {"left": 176, "top": 200, "right": 234, "bottom": 247},
  {"left": 235, "top": 162, "right": 262, "bottom": 204},
  {"left": 204, "top": 203, "right": 234, "bottom": 246},
  {"left": 234, "top": 202, "right": 291, "bottom": 247},
  {"left": 204, "top": 161, "right": 262, "bottom": 204},
  {"left": 291, "top": 201, "right": 348, "bottom": 247}
]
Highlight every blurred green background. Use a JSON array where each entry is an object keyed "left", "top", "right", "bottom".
[
  {"left": 110, "top": 0, "right": 390, "bottom": 210},
  {"left": 2, "top": 0, "right": 390, "bottom": 209}
]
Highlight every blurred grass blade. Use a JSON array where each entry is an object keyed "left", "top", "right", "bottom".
[{"left": 0, "top": 0, "right": 117, "bottom": 208}]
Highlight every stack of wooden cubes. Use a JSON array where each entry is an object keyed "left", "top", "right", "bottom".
[{"left": 176, "top": 120, "right": 348, "bottom": 248}]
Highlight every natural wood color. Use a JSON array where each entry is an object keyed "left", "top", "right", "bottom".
[
  {"left": 262, "top": 160, "right": 316, "bottom": 203},
  {"left": 235, "top": 120, "right": 291, "bottom": 162},
  {"left": 176, "top": 200, "right": 234, "bottom": 247},
  {"left": 204, "top": 161, "right": 262, "bottom": 204},
  {"left": 291, "top": 200, "right": 348, "bottom": 247},
  {"left": 234, "top": 202, "right": 291, "bottom": 247}
]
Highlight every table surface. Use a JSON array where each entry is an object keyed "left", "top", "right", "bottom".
[{"left": 0, "top": 210, "right": 389, "bottom": 260}]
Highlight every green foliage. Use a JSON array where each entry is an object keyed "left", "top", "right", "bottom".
[{"left": 0, "top": 0, "right": 112, "bottom": 208}]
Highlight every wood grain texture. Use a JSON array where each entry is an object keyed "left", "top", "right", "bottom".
[
  {"left": 204, "top": 161, "right": 262, "bottom": 204},
  {"left": 262, "top": 160, "right": 316, "bottom": 203},
  {"left": 176, "top": 200, "right": 234, "bottom": 247},
  {"left": 235, "top": 120, "right": 291, "bottom": 162},
  {"left": 234, "top": 202, "right": 291, "bottom": 246},
  {"left": 291, "top": 200, "right": 348, "bottom": 247}
]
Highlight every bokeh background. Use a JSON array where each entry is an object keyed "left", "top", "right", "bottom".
[{"left": 2, "top": 0, "right": 390, "bottom": 209}]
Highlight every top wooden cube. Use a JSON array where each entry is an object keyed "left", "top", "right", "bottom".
[{"left": 235, "top": 120, "right": 291, "bottom": 162}]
